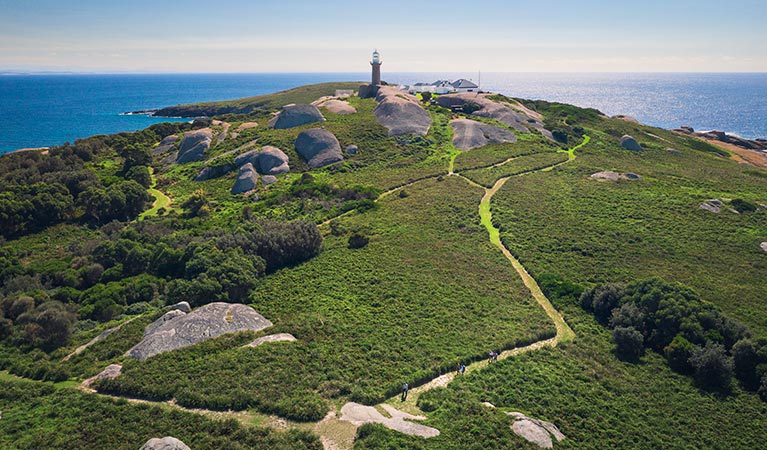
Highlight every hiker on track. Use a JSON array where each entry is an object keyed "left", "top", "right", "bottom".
[
  {"left": 402, "top": 382, "right": 409, "bottom": 401},
  {"left": 460, "top": 364, "right": 466, "bottom": 375}
]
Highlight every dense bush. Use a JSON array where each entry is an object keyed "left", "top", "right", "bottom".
[
  {"left": 689, "top": 342, "right": 734, "bottom": 391},
  {"left": 613, "top": 326, "right": 644, "bottom": 361},
  {"left": 580, "top": 278, "right": 763, "bottom": 396},
  {"left": 348, "top": 233, "right": 369, "bottom": 249}
]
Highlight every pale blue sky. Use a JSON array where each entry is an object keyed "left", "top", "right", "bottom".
[{"left": 1, "top": 0, "right": 765, "bottom": 72}]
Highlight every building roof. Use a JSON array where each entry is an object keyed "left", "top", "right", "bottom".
[{"left": 451, "top": 79, "right": 479, "bottom": 89}]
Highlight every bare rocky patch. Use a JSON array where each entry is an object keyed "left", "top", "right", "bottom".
[
  {"left": 450, "top": 118, "right": 517, "bottom": 150},
  {"left": 373, "top": 86, "right": 431, "bottom": 136},
  {"left": 126, "top": 303, "right": 273, "bottom": 360},
  {"left": 339, "top": 402, "right": 440, "bottom": 438}
]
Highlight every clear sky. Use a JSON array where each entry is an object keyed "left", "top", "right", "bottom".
[{"left": 1, "top": 0, "right": 765, "bottom": 73}]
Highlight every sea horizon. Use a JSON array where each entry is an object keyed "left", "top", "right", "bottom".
[{"left": 2, "top": 71, "right": 766, "bottom": 153}]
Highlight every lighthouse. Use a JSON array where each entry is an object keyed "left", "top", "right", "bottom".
[{"left": 370, "top": 49, "right": 382, "bottom": 86}]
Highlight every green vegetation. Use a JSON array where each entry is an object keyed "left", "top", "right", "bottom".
[
  {"left": 462, "top": 152, "right": 570, "bottom": 188},
  {"left": 0, "top": 376, "right": 320, "bottom": 449},
  {"left": 155, "top": 82, "right": 363, "bottom": 117},
  {"left": 491, "top": 125, "right": 767, "bottom": 334},
  {"left": 98, "top": 177, "right": 554, "bottom": 419},
  {"left": 356, "top": 305, "right": 767, "bottom": 449},
  {"left": 2, "top": 82, "right": 766, "bottom": 448}
]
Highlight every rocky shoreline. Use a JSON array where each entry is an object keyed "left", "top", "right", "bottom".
[{"left": 673, "top": 126, "right": 767, "bottom": 152}]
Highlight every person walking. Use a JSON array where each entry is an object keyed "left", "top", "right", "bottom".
[
  {"left": 488, "top": 350, "right": 495, "bottom": 363},
  {"left": 401, "top": 382, "right": 409, "bottom": 401},
  {"left": 460, "top": 364, "right": 466, "bottom": 375},
  {"left": 493, "top": 350, "right": 499, "bottom": 362}
]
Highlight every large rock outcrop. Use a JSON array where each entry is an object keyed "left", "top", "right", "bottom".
[
  {"left": 176, "top": 128, "right": 213, "bottom": 163},
  {"left": 231, "top": 163, "right": 259, "bottom": 194},
  {"left": 294, "top": 128, "right": 344, "bottom": 168},
  {"left": 152, "top": 135, "right": 178, "bottom": 155},
  {"left": 314, "top": 99, "right": 357, "bottom": 115},
  {"left": 437, "top": 93, "right": 552, "bottom": 139},
  {"left": 139, "top": 437, "right": 191, "bottom": 450},
  {"left": 373, "top": 87, "right": 431, "bottom": 136},
  {"left": 234, "top": 146, "right": 290, "bottom": 175},
  {"left": 81, "top": 363, "right": 122, "bottom": 389},
  {"left": 450, "top": 118, "right": 517, "bottom": 150},
  {"left": 508, "top": 412, "right": 565, "bottom": 448},
  {"left": 620, "top": 135, "right": 643, "bottom": 152},
  {"left": 127, "top": 302, "right": 272, "bottom": 360},
  {"left": 269, "top": 104, "right": 325, "bottom": 129}
]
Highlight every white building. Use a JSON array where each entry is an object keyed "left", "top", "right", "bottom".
[
  {"left": 451, "top": 79, "right": 479, "bottom": 93},
  {"left": 403, "top": 78, "right": 480, "bottom": 95}
]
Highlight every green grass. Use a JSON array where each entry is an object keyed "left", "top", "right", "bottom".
[
  {"left": 97, "top": 176, "right": 555, "bottom": 419},
  {"left": 491, "top": 120, "right": 767, "bottom": 334},
  {"left": 0, "top": 376, "right": 321, "bottom": 450},
  {"left": 355, "top": 305, "right": 767, "bottom": 449},
  {"left": 155, "top": 82, "right": 364, "bottom": 117},
  {"left": 462, "top": 152, "right": 570, "bottom": 188},
  {"left": 140, "top": 168, "right": 175, "bottom": 219}
]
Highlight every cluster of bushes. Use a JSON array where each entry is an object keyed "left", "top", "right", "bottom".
[
  {"left": 280, "top": 173, "right": 380, "bottom": 213},
  {"left": 581, "top": 277, "right": 767, "bottom": 396},
  {"left": 0, "top": 377, "right": 322, "bottom": 449},
  {"left": 518, "top": 99, "right": 602, "bottom": 145}
]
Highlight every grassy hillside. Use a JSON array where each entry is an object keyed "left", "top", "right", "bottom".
[
  {"left": 0, "top": 375, "right": 320, "bottom": 450},
  {"left": 492, "top": 122, "right": 767, "bottom": 334},
  {"left": 97, "top": 176, "right": 555, "bottom": 419},
  {"left": 154, "top": 81, "right": 363, "bottom": 117},
  {"left": 1, "top": 82, "right": 766, "bottom": 448}
]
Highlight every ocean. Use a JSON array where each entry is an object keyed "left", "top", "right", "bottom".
[{"left": 1, "top": 72, "right": 766, "bottom": 154}]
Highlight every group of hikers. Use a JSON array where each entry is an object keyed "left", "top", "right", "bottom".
[{"left": 401, "top": 350, "right": 501, "bottom": 401}]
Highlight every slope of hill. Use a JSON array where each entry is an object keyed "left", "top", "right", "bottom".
[{"left": 1, "top": 83, "right": 766, "bottom": 449}]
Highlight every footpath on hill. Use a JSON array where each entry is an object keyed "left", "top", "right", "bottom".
[
  {"left": 316, "top": 135, "right": 589, "bottom": 448},
  {"left": 56, "top": 134, "right": 590, "bottom": 450}
]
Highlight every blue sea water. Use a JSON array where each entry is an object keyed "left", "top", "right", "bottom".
[{"left": 1, "top": 72, "right": 766, "bottom": 154}]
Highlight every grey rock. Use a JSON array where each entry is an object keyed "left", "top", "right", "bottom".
[
  {"left": 373, "top": 86, "right": 432, "bottom": 136},
  {"left": 450, "top": 118, "right": 517, "bottom": 150},
  {"left": 269, "top": 104, "right": 325, "bottom": 129},
  {"left": 761, "top": 242, "right": 767, "bottom": 253},
  {"left": 700, "top": 199, "right": 722, "bottom": 213},
  {"left": 345, "top": 144, "right": 358, "bottom": 154},
  {"left": 261, "top": 175, "right": 277, "bottom": 185},
  {"left": 234, "top": 146, "right": 290, "bottom": 175},
  {"left": 612, "top": 115, "right": 639, "bottom": 123},
  {"left": 256, "top": 146, "right": 290, "bottom": 175},
  {"left": 153, "top": 135, "right": 178, "bottom": 155},
  {"left": 590, "top": 171, "right": 620, "bottom": 181},
  {"left": 81, "top": 363, "right": 122, "bottom": 389},
  {"left": 195, "top": 164, "right": 235, "bottom": 181},
  {"left": 127, "top": 302, "right": 273, "bottom": 360},
  {"left": 666, "top": 148, "right": 682, "bottom": 155},
  {"left": 139, "top": 437, "right": 191, "bottom": 450},
  {"left": 294, "top": 128, "right": 344, "bottom": 168},
  {"left": 620, "top": 135, "right": 643, "bottom": 152},
  {"left": 436, "top": 93, "right": 553, "bottom": 139},
  {"left": 508, "top": 412, "right": 565, "bottom": 448},
  {"left": 316, "top": 99, "right": 357, "bottom": 114},
  {"left": 231, "top": 163, "right": 259, "bottom": 194},
  {"left": 143, "top": 310, "right": 186, "bottom": 338},
  {"left": 170, "top": 301, "right": 191, "bottom": 313},
  {"left": 176, "top": 128, "right": 213, "bottom": 163},
  {"left": 244, "top": 333, "right": 297, "bottom": 347}
]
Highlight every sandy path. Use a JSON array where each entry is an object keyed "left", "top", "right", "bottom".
[{"left": 71, "top": 136, "right": 588, "bottom": 450}]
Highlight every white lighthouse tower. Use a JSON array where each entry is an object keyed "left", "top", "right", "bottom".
[{"left": 371, "top": 49, "right": 382, "bottom": 86}]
